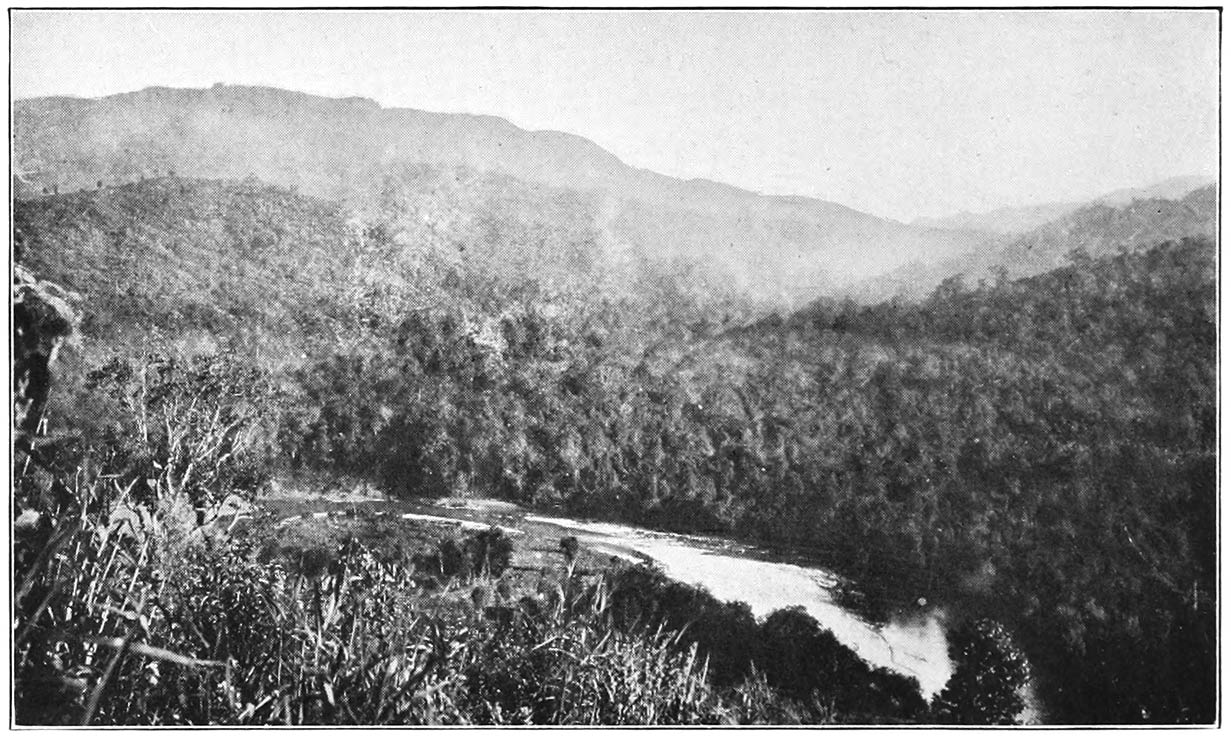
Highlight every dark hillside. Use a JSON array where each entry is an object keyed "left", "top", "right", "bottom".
[
  {"left": 709, "top": 238, "right": 1216, "bottom": 723},
  {"left": 15, "top": 175, "right": 579, "bottom": 337},
  {"left": 16, "top": 175, "right": 759, "bottom": 362},
  {"left": 16, "top": 178, "right": 357, "bottom": 340}
]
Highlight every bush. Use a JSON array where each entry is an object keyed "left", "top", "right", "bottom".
[
  {"left": 41, "top": 351, "right": 278, "bottom": 512},
  {"left": 601, "top": 564, "right": 925, "bottom": 723},
  {"left": 464, "top": 527, "right": 514, "bottom": 578},
  {"left": 413, "top": 527, "right": 515, "bottom": 584},
  {"left": 758, "top": 607, "right": 926, "bottom": 722},
  {"left": 930, "top": 618, "right": 1029, "bottom": 725},
  {"left": 603, "top": 565, "right": 759, "bottom": 685}
]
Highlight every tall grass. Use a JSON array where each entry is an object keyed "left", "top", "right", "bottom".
[
  {"left": 15, "top": 352, "right": 817, "bottom": 725},
  {"left": 14, "top": 497, "right": 746, "bottom": 725}
]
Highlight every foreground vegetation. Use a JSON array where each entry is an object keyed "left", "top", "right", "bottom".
[
  {"left": 15, "top": 177, "right": 1214, "bottom": 723},
  {"left": 15, "top": 322, "right": 1032, "bottom": 725},
  {"left": 12, "top": 348, "right": 788, "bottom": 724}
]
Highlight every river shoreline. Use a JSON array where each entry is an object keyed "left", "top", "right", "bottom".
[{"left": 259, "top": 489, "right": 955, "bottom": 699}]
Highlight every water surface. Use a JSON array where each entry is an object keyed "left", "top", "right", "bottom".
[{"left": 524, "top": 513, "right": 953, "bottom": 698}]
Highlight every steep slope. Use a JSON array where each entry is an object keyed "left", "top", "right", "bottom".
[
  {"left": 14, "top": 84, "right": 990, "bottom": 302},
  {"left": 14, "top": 174, "right": 757, "bottom": 350},
  {"left": 998, "top": 184, "right": 1217, "bottom": 273},
  {"left": 14, "top": 177, "right": 358, "bottom": 339},
  {"left": 856, "top": 185, "right": 1217, "bottom": 301}
]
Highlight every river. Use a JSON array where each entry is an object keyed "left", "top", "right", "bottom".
[
  {"left": 518, "top": 512, "right": 953, "bottom": 699},
  {"left": 266, "top": 493, "right": 1044, "bottom": 717},
  {"left": 270, "top": 494, "right": 952, "bottom": 698}
]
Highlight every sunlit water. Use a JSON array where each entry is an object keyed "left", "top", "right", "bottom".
[
  {"left": 269, "top": 497, "right": 1046, "bottom": 710},
  {"left": 524, "top": 514, "right": 953, "bottom": 698}
]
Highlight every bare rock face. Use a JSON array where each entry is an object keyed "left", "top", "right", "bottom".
[{"left": 12, "top": 261, "right": 79, "bottom": 436}]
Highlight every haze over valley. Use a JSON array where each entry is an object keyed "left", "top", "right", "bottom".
[
  {"left": 13, "top": 85, "right": 1215, "bottom": 309},
  {"left": 12, "top": 10, "right": 1217, "bottom": 729}
]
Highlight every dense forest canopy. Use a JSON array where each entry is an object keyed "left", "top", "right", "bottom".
[
  {"left": 850, "top": 183, "right": 1215, "bottom": 300},
  {"left": 14, "top": 166, "right": 1217, "bottom": 725}
]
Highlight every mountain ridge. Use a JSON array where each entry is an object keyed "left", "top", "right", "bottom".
[
  {"left": 13, "top": 84, "right": 869, "bottom": 220},
  {"left": 913, "top": 174, "right": 1216, "bottom": 235},
  {"left": 13, "top": 84, "right": 992, "bottom": 302},
  {"left": 854, "top": 184, "right": 1217, "bottom": 302},
  {"left": 16, "top": 85, "right": 1213, "bottom": 231}
]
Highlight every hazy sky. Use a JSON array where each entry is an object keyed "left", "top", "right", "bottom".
[{"left": 11, "top": 10, "right": 1219, "bottom": 221}]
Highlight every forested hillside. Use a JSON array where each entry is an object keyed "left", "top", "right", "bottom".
[
  {"left": 857, "top": 184, "right": 1216, "bottom": 300},
  {"left": 15, "top": 164, "right": 1216, "bottom": 724},
  {"left": 767, "top": 238, "right": 1216, "bottom": 721},
  {"left": 15, "top": 177, "right": 753, "bottom": 356}
]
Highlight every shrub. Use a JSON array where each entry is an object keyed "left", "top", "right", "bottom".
[
  {"left": 464, "top": 527, "right": 514, "bottom": 578},
  {"left": 603, "top": 564, "right": 759, "bottom": 685},
  {"left": 559, "top": 535, "right": 579, "bottom": 564},
  {"left": 757, "top": 606, "right": 926, "bottom": 722},
  {"left": 930, "top": 618, "right": 1029, "bottom": 725},
  {"left": 47, "top": 351, "right": 278, "bottom": 512},
  {"left": 414, "top": 527, "right": 514, "bottom": 584}
]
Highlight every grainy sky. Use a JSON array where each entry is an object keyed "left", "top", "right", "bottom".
[{"left": 11, "top": 9, "right": 1219, "bottom": 221}]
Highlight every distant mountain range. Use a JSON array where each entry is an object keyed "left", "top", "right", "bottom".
[
  {"left": 12, "top": 85, "right": 1217, "bottom": 307},
  {"left": 856, "top": 184, "right": 1217, "bottom": 301},
  {"left": 13, "top": 85, "right": 987, "bottom": 305},
  {"left": 912, "top": 175, "right": 1215, "bottom": 235}
]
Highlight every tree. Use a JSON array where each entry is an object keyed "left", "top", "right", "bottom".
[{"left": 930, "top": 618, "right": 1029, "bottom": 725}]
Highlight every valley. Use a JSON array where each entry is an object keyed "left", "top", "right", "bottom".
[
  {"left": 261, "top": 492, "right": 955, "bottom": 697},
  {"left": 12, "top": 82, "right": 1216, "bottom": 727}
]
